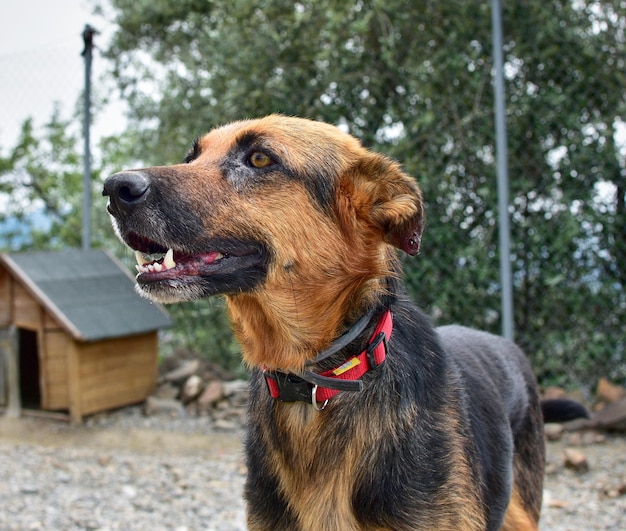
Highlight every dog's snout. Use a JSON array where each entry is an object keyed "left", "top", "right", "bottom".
[{"left": 103, "top": 171, "right": 151, "bottom": 217}]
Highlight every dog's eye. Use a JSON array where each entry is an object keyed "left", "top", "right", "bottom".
[{"left": 249, "top": 151, "right": 274, "bottom": 169}]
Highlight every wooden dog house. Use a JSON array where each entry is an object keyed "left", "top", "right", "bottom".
[{"left": 0, "top": 249, "right": 171, "bottom": 422}]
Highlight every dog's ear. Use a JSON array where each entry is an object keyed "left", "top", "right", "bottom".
[{"left": 339, "top": 153, "right": 425, "bottom": 256}]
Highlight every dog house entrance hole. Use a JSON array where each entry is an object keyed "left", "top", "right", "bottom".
[{"left": 18, "top": 329, "right": 41, "bottom": 408}]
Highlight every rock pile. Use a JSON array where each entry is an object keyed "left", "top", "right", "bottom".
[
  {"left": 543, "top": 377, "right": 626, "bottom": 434},
  {"left": 145, "top": 349, "right": 249, "bottom": 430},
  {"left": 542, "top": 377, "right": 626, "bottom": 498}
]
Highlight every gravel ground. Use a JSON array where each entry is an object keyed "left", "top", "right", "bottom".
[{"left": 0, "top": 407, "right": 625, "bottom": 530}]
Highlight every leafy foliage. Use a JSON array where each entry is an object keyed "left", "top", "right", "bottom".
[
  {"left": 4, "top": 0, "right": 624, "bottom": 386},
  {"left": 100, "top": 0, "right": 625, "bottom": 387}
]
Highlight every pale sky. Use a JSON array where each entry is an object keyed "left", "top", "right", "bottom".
[{"left": 0, "top": 0, "right": 122, "bottom": 149}]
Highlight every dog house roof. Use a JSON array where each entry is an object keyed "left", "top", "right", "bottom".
[{"left": 0, "top": 249, "right": 172, "bottom": 341}]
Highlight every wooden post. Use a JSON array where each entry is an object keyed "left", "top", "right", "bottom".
[
  {"left": 66, "top": 340, "right": 83, "bottom": 423},
  {"left": 0, "top": 326, "right": 21, "bottom": 418},
  {"left": 0, "top": 329, "right": 5, "bottom": 407}
]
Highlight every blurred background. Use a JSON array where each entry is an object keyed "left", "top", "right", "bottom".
[{"left": 1, "top": 0, "right": 624, "bottom": 391}]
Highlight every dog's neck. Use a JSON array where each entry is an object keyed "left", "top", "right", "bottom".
[{"left": 225, "top": 276, "right": 389, "bottom": 372}]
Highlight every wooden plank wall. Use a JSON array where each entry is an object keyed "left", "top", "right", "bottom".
[
  {"left": 74, "top": 332, "right": 158, "bottom": 421},
  {"left": 41, "top": 330, "right": 69, "bottom": 410},
  {"left": 0, "top": 268, "right": 12, "bottom": 327},
  {"left": 12, "top": 283, "right": 40, "bottom": 331}
]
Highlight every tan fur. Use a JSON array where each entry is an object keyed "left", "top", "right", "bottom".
[
  {"left": 251, "top": 402, "right": 488, "bottom": 531},
  {"left": 501, "top": 487, "right": 539, "bottom": 531},
  {"left": 212, "top": 121, "right": 421, "bottom": 372},
  {"left": 225, "top": 181, "right": 390, "bottom": 371}
]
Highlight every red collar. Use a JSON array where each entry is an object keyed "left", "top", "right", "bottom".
[{"left": 264, "top": 310, "right": 393, "bottom": 409}]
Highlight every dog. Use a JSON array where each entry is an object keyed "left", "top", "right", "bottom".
[{"left": 103, "top": 115, "right": 585, "bottom": 530}]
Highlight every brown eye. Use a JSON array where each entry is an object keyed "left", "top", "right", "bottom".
[{"left": 249, "top": 151, "right": 274, "bottom": 168}]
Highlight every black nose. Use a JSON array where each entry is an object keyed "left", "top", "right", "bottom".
[{"left": 103, "top": 171, "right": 151, "bottom": 217}]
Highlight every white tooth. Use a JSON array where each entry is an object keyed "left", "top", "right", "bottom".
[
  {"left": 163, "top": 249, "right": 176, "bottom": 270},
  {"left": 153, "top": 263, "right": 163, "bottom": 273},
  {"left": 215, "top": 253, "right": 224, "bottom": 261},
  {"left": 135, "top": 250, "right": 149, "bottom": 266}
]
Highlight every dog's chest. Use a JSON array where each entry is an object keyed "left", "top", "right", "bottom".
[{"left": 265, "top": 405, "right": 367, "bottom": 530}]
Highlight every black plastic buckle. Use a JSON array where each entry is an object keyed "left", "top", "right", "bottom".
[
  {"left": 266, "top": 372, "right": 313, "bottom": 402},
  {"left": 366, "top": 332, "right": 388, "bottom": 370}
]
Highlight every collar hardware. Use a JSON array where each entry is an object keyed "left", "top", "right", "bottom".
[
  {"left": 311, "top": 385, "right": 329, "bottom": 411},
  {"left": 264, "top": 372, "right": 312, "bottom": 403},
  {"left": 366, "top": 331, "right": 387, "bottom": 371}
]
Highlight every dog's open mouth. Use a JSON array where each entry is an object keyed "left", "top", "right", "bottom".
[
  {"left": 133, "top": 247, "right": 225, "bottom": 279},
  {"left": 124, "top": 232, "right": 222, "bottom": 282},
  {"left": 122, "top": 231, "right": 269, "bottom": 299}
]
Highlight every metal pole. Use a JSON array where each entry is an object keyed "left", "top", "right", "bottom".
[
  {"left": 81, "top": 25, "right": 96, "bottom": 251},
  {"left": 491, "top": 0, "right": 514, "bottom": 340}
]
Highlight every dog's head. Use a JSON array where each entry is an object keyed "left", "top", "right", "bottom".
[{"left": 103, "top": 115, "right": 424, "bottom": 308}]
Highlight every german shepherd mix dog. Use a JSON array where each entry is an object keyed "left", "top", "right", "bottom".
[{"left": 103, "top": 115, "right": 584, "bottom": 530}]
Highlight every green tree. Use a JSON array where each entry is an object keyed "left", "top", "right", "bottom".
[
  {"left": 0, "top": 108, "right": 101, "bottom": 250},
  {"left": 99, "top": 0, "right": 626, "bottom": 387}
]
